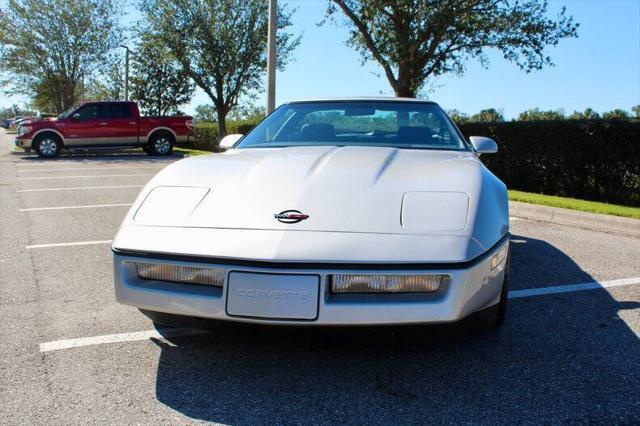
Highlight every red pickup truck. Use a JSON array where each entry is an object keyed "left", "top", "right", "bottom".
[{"left": 15, "top": 101, "right": 193, "bottom": 157}]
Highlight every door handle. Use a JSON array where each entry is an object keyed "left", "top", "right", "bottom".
[
  {"left": 128, "top": 122, "right": 137, "bottom": 125},
  {"left": 100, "top": 122, "right": 108, "bottom": 126}
]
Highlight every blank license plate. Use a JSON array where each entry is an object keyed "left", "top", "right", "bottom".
[{"left": 226, "top": 272, "right": 319, "bottom": 320}]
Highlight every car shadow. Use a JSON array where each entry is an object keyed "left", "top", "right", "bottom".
[{"left": 151, "top": 234, "right": 639, "bottom": 423}]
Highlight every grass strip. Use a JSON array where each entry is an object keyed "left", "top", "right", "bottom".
[
  {"left": 174, "top": 147, "right": 213, "bottom": 156},
  {"left": 509, "top": 190, "right": 640, "bottom": 220}
]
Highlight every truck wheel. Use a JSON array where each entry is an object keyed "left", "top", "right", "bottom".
[
  {"left": 34, "top": 134, "right": 62, "bottom": 158},
  {"left": 147, "top": 132, "right": 174, "bottom": 156}
]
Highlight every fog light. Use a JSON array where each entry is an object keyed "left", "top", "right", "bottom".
[
  {"left": 490, "top": 243, "right": 509, "bottom": 270},
  {"left": 135, "top": 263, "right": 224, "bottom": 287},
  {"left": 330, "top": 274, "right": 445, "bottom": 293}
]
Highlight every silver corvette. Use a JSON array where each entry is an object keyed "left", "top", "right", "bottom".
[{"left": 113, "top": 98, "right": 510, "bottom": 329}]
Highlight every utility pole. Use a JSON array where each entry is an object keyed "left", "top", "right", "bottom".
[
  {"left": 120, "top": 45, "right": 130, "bottom": 101},
  {"left": 266, "top": 0, "right": 277, "bottom": 114}
]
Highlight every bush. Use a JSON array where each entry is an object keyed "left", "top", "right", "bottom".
[
  {"left": 187, "top": 117, "right": 262, "bottom": 151},
  {"left": 191, "top": 122, "right": 220, "bottom": 151},
  {"left": 228, "top": 117, "right": 262, "bottom": 135},
  {"left": 459, "top": 120, "right": 640, "bottom": 206}
]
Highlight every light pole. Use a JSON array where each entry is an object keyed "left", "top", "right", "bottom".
[
  {"left": 120, "top": 45, "right": 130, "bottom": 101},
  {"left": 266, "top": 0, "right": 277, "bottom": 114}
]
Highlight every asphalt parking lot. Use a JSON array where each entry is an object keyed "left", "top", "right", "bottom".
[{"left": 1, "top": 129, "right": 639, "bottom": 425}]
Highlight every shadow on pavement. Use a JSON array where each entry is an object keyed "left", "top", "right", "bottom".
[{"left": 152, "top": 235, "right": 640, "bottom": 423}]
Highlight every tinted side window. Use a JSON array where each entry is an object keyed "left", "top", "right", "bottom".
[
  {"left": 78, "top": 104, "right": 108, "bottom": 120},
  {"left": 78, "top": 105, "right": 99, "bottom": 120},
  {"left": 108, "top": 103, "right": 132, "bottom": 119}
]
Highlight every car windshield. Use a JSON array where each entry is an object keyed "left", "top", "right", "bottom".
[
  {"left": 57, "top": 105, "right": 80, "bottom": 119},
  {"left": 237, "top": 101, "right": 468, "bottom": 151}
]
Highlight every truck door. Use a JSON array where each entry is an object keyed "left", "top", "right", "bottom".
[
  {"left": 63, "top": 103, "right": 109, "bottom": 146},
  {"left": 104, "top": 103, "right": 138, "bottom": 145}
]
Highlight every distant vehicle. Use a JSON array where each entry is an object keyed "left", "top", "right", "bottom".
[
  {"left": 0, "top": 119, "right": 10, "bottom": 129},
  {"left": 8, "top": 116, "right": 25, "bottom": 127},
  {"left": 113, "top": 98, "right": 510, "bottom": 331},
  {"left": 14, "top": 101, "right": 193, "bottom": 157}
]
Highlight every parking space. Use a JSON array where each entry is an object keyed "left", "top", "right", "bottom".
[{"left": 1, "top": 129, "right": 639, "bottom": 424}]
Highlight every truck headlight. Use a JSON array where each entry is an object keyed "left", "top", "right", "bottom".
[
  {"left": 330, "top": 274, "right": 446, "bottom": 293},
  {"left": 18, "top": 125, "right": 31, "bottom": 136},
  {"left": 135, "top": 263, "right": 224, "bottom": 287}
]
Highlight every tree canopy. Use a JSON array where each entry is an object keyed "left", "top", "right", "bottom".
[
  {"left": 130, "top": 32, "right": 195, "bottom": 116},
  {"left": 326, "top": 0, "right": 578, "bottom": 97},
  {"left": 518, "top": 108, "right": 565, "bottom": 121},
  {"left": 0, "top": 0, "right": 123, "bottom": 112},
  {"left": 602, "top": 109, "right": 630, "bottom": 120},
  {"left": 141, "top": 0, "right": 300, "bottom": 138},
  {"left": 471, "top": 108, "right": 504, "bottom": 123},
  {"left": 568, "top": 108, "right": 600, "bottom": 120}
]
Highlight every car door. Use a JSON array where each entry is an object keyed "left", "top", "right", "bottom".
[
  {"left": 63, "top": 103, "right": 108, "bottom": 147},
  {"left": 104, "top": 103, "right": 138, "bottom": 146}
]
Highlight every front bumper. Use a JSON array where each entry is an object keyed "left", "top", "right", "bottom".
[
  {"left": 15, "top": 137, "right": 32, "bottom": 149},
  {"left": 113, "top": 235, "right": 509, "bottom": 326}
]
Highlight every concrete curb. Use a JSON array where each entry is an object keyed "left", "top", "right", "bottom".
[{"left": 510, "top": 201, "right": 640, "bottom": 237}]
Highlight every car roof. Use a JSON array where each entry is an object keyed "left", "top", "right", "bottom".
[{"left": 286, "top": 97, "right": 439, "bottom": 106}]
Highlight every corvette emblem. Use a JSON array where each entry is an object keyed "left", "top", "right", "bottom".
[{"left": 274, "top": 210, "right": 310, "bottom": 224}]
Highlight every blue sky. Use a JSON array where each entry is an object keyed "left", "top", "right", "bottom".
[{"left": 2, "top": 0, "right": 639, "bottom": 118}]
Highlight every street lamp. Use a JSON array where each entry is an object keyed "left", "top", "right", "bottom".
[
  {"left": 266, "top": 0, "right": 277, "bottom": 114},
  {"left": 120, "top": 45, "right": 131, "bottom": 101}
]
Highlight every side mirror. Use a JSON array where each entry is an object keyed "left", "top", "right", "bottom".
[
  {"left": 219, "top": 133, "right": 243, "bottom": 149},
  {"left": 469, "top": 136, "right": 498, "bottom": 154},
  {"left": 72, "top": 113, "right": 80, "bottom": 121}
]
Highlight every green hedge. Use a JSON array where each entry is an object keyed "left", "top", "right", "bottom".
[
  {"left": 459, "top": 120, "right": 640, "bottom": 206},
  {"left": 187, "top": 118, "right": 261, "bottom": 151},
  {"left": 190, "top": 123, "right": 220, "bottom": 151}
]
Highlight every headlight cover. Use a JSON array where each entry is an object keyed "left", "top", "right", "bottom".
[
  {"left": 135, "top": 262, "right": 224, "bottom": 287},
  {"left": 330, "top": 274, "right": 447, "bottom": 294},
  {"left": 134, "top": 186, "right": 210, "bottom": 225},
  {"left": 401, "top": 192, "right": 469, "bottom": 231}
]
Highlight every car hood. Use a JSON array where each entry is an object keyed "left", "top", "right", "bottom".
[{"left": 124, "top": 146, "right": 508, "bottom": 249}]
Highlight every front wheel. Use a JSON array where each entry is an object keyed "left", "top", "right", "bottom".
[
  {"left": 147, "top": 132, "right": 174, "bottom": 156},
  {"left": 34, "top": 135, "right": 62, "bottom": 158}
]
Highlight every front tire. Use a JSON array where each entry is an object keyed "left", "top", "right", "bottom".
[
  {"left": 34, "top": 134, "right": 62, "bottom": 158},
  {"left": 147, "top": 132, "right": 174, "bottom": 156}
]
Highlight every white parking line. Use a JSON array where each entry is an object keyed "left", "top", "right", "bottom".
[
  {"left": 17, "top": 185, "right": 143, "bottom": 193},
  {"left": 38, "top": 275, "right": 640, "bottom": 352},
  {"left": 27, "top": 240, "right": 112, "bottom": 249},
  {"left": 40, "top": 328, "right": 209, "bottom": 352},
  {"left": 17, "top": 161, "right": 172, "bottom": 167},
  {"left": 19, "top": 166, "right": 162, "bottom": 173},
  {"left": 20, "top": 203, "right": 132, "bottom": 212},
  {"left": 508, "top": 276, "right": 640, "bottom": 299},
  {"left": 19, "top": 173, "right": 153, "bottom": 180}
]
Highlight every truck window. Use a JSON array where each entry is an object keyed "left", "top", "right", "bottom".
[
  {"left": 77, "top": 104, "right": 108, "bottom": 121},
  {"left": 108, "top": 103, "right": 132, "bottom": 119},
  {"left": 78, "top": 105, "right": 98, "bottom": 120}
]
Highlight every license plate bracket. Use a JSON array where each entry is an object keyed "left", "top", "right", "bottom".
[{"left": 226, "top": 272, "right": 319, "bottom": 320}]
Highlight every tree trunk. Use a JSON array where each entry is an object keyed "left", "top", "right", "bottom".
[
  {"left": 217, "top": 110, "right": 227, "bottom": 141},
  {"left": 395, "top": 87, "right": 416, "bottom": 98},
  {"left": 393, "top": 64, "right": 417, "bottom": 98}
]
